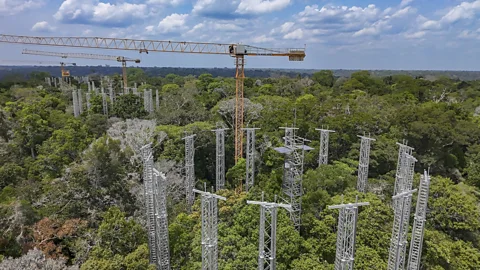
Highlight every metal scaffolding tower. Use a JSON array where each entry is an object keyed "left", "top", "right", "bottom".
[
  {"left": 388, "top": 147, "right": 417, "bottom": 270},
  {"left": 102, "top": 92, "right": 108, "bottom": 115},
  {"left": 86, "top": 92, "right": 91, "bottom": 111},
  {"left": 407, "top": 170, "right": 431, "bottom": 270},
  {"left": 247, "top": 194, "right": 292, "bottom": 270},
  {"left": 72, "top": 89, "right": 80, "bottom": 117},
  {"left": 153, "top": 168, "right": 171, "bottom": 270},
  {"left": 144, "top": 89, "right": 154, "bottom": 113},
  {"left": 329, "top": 197, "right": 369, "bottom": 270},
  {"left": 194, "top": 187, "right": 226, "bottom": 270},
  {"left": 394, "top": 142, "right": 414, "bottom": 195},
  {"left": 274, "top": 127, "right": 313, "bottom": 231},
  {"left": 109, "top": 83, "right": 114, "bottom": 104},
  {"left": 141, "top": 143, "right": 158, "bottom": 265},
  {"left": 156, "top": 89, "right": 160, "bottom": 110},
  {"left": 356, "top": 135, "right": 375, "bottom": 193},
  {"left": 212, "top": 128, "right": 228, "bottom": 190},
  {"left": 316, "top": 128, "right": 335, "bottom": 166},
  {"left": 183, "top": 134, "right": 196, "bottom": 209},
  {"left": 242, "top": 127, "right": 260, "bottom": 192}
]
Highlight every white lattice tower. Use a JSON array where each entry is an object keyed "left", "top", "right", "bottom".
[
  {"left": 86, "top": 92, "right": 91, "bottom": 111},
  {"left": 102, "top": 92, "right": 108, "bottom": 115},
  {"left": 194, "top": 188, "right": 226, "bottom": 270},
  {"left": 109, "top": 83, "right": 114, "bottom": 104},
  {"left": 141, "top": 143, "right": 158, "bottom": 265},
  {"left": 182, "top": 134, "right": 196, "bottom": 209},
  {"left": 394, "top": 142, "right": 414, "bottom": 195},
  {"left": 212, "top": 128, "right": 228, "bottom": 190},
  {"left": 72, "top": 89, "right": 80, "bottom": 117},
  {"left": 153, "top": 169, "right": 171, "bottom": 270},
  {"left": 247, "top": 194, "right": 292, "bottom": 270},
  {"left": 407, "top": 170, "right": 431, "bottom": 270},
  {"left": 328, "top": 197, "right": 370, "bottom": 270},
  {"left": 275, "top": 127, "right": 313, "bottom": 231},
  {"left": 316, "top": 128, "right": 335, "bottom": 166},
  {"left": 149, "top": 89, "right": 154, "bottom": 113},
  {"left": 242, "top": 128, "right": 260, "bottom": 192},
  {"left": 144, "top": 89, "right": 149, "bottom": 112},
  {"left": 357, "top": 135, "right": 376, "bottom": 193},
  {"left": 156, "top": 89, "right": 160, "bottom": 111},
  {"left": 77, "top": 89, "right": 83, "bottom": 114}
]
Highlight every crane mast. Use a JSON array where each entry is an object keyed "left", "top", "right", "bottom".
[
  {"left": 1, "top": 34, "right": 306, "bottom": 163},
  {"left": 22, "top": 49, "right": 140, "bottom": 93}
]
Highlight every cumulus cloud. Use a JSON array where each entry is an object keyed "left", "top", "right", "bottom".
[
  {"left": 0, "top": 0, "right": 43, "bottom": 15},
  {"left": 157, "top": 13, "right": 189, "bottom": 34},
  {"left": 31, "top": 21, "right": 56, "bottom": 32},
  {"left": 404, "top": 30, "right": 426, "bottom": 39},
  {"left": 147, "top": 0, "right": 183, "bottom": 5},
  {"left": 283, "top": 29, "right": 303, "bottom": 39},
  {"left": 400, "top": 0, "right": 413, "bottom": 8},
  {"left": 419, "top": 1, "right": 480, "bottom": 31},
  {"left": 54, "top": 0, "right": 148, "bottom": 27},
  {"left": 192, "top": 0, "right": 290, "bottom": 19},
  {"left": 236, "top": 0, "right": 290, "bottom": 15},
  {"left": 251, "top": 34, "right": 275, "bottom": 43}
]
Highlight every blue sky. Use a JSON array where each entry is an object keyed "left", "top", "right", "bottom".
[{"left": 0, "top": 0, "right": 480, "bottom": 70}]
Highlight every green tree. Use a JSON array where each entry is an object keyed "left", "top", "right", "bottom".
[
  {"left": 312, "top": 70, "right": 335, "bottom": 87},
  {"left": 112, "top": 94, "right": 147, "bottom": 119}
]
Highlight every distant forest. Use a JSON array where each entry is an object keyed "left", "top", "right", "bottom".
[{"left": 1, "top": 65, "right": 480, "bottom": 81}]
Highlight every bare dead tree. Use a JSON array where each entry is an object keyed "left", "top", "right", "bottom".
[{"left": 217, "top": 98, "right": 263, "bottom": 128}]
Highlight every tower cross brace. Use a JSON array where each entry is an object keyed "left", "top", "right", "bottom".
[
  {"left": 407, "top": 170, "right": 431, "bottom": 270},
  {"left": 194, "top": 188, "right": 226, "bottom": 270},
  {"left": 274, "top": 127, "right": 313, "bottom": 231},
  {"left": 141, "top": 143, "right": 158, "bottom": 265},
  {"left": 153, "top": 168, "right": 171, "bottom": 270},
  {"left": 247, "top": 194, "right": 292, "bottom": 270},
  {"left": 328, "top": 197, "right": 369, "bottom": 270},
  {"left": 357, "top": 135, "right": 375, "bottom": 193},
  {"left": 316, "top": 128, "right": 335, "bottom": 166},
  {"left": 212, "top": 128, "right": 228, "bottom": 190},
  {"left": 182, "top": 134, "right": 196, "bottom": 209},
  {"left": 242, "top": 128, "right": 260, "bottom": 192}
]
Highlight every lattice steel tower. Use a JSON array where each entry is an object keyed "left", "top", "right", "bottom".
[
  {"left": 274, "top": 127, "right": 313, "bottom": 231},
  {"left": 183, "top": 134, "right": 196, "bottom": 209},
  {"left": 247, "top": 194, "right": 292, "bottom": 270},
  {"left": 328, "top": 197, "right": 369, "bottom": 270},
  {"left": 316, "top": 128, "right": 335, "bottom": 166},
  {"left": 153, "top": 168, "right": 171, "bottom": 270},
  {"left": 102, "top": 92, "right": 108, "bottom": 115},
  {"left": 72, "top": 89, "right": 80, "bottom": 117},
  {"left": 242, "top": 127, "right": 260, "bottom": 192},
  {"left": 407, "top": 170, "right": 431, "bottom": 270},
  {"left": 357, "top": 135, "right": 375, "bottom": 193},
  {"left": 212, "top": 128, "right": 228, "bottom": 190},
  {"left": 193, "top": 187, "right": 226, "bottom": 270},
  {"left": 141, "top": 143, "right": 158, "bottom": 265},
  {"left": 388, "top": 146, "right": 417, "bottom": 270}
]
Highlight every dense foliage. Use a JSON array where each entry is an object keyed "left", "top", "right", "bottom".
[{"left": 0, "top": 68, "right": 479, "bottom": 269}]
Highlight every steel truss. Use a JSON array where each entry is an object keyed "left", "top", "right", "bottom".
[
  {"left": 193, "top": 188, "right": 227, "bottom": 270},
  {"left": 316, "top": 128, "right": 335, "bottom": 166},
  {"left": 356, "top": 135, "right": 375, "bottom": 193},
  {"left": 242, "top": 128, "right": 260, "bottom": 192},
  {"left": 328, "top": 198, "right": 369, "bottom": 270},
  {"left": 274, "top": 127, "right": 313, "bottom": 231},
  {"left": 247, "top": 194, "right": 292, "bottom": 270}
]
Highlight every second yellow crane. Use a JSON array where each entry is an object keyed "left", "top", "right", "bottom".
[{"left": 22, "top": 49, "right": 140, "bottom": 92}]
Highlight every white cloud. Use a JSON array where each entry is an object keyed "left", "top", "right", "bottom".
[
  {"left": 236, "top": 0, "right": 290, "bottom": 15},
  {"left": 284, "top": 28, "right": 303, "bottom": 39},
  {"left": 404, "top": 31, "right": 425, "bottom": 39},
  {"left": 82, "top": 29, "right": 92, "bottom": 35},
  {"left": 0, "top": 0, "right": 43, "bottom": 15},
  {"left": 157, "top": 13, "right": 189, "bottom": 34},
  {"left": 251, "top": 34, "right": 275, "bottom": 43},
  {"left": 192, "top": 0, "right": 240, "bottom": 19},
  {"left": 391, "top": 6, "right": 416, "bottom": 18},
  {"left": 147, "top": 0, "right": 183, "bottom": 6},
  {"left": 31, "top": 21, "right": 56, "bottom": 32},
  {"left": 54, "top": 0, "right": 148, "bottom": 27},
  {"left": 418, "top": 1, "right": 480, "bottom": 31},
  {"left": 400, "top": 0, "right": 413, "bottom": 8}
]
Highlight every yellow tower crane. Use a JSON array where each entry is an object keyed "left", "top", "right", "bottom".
[
  {"left": 0, "top": 59, "right": 76, "bottom": 77},
  {"left": 0, "top": 34, "right": 306, "bottom": 163},
  {"left": 22, "top": 49, "right": 140, "bottom": 93}
]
